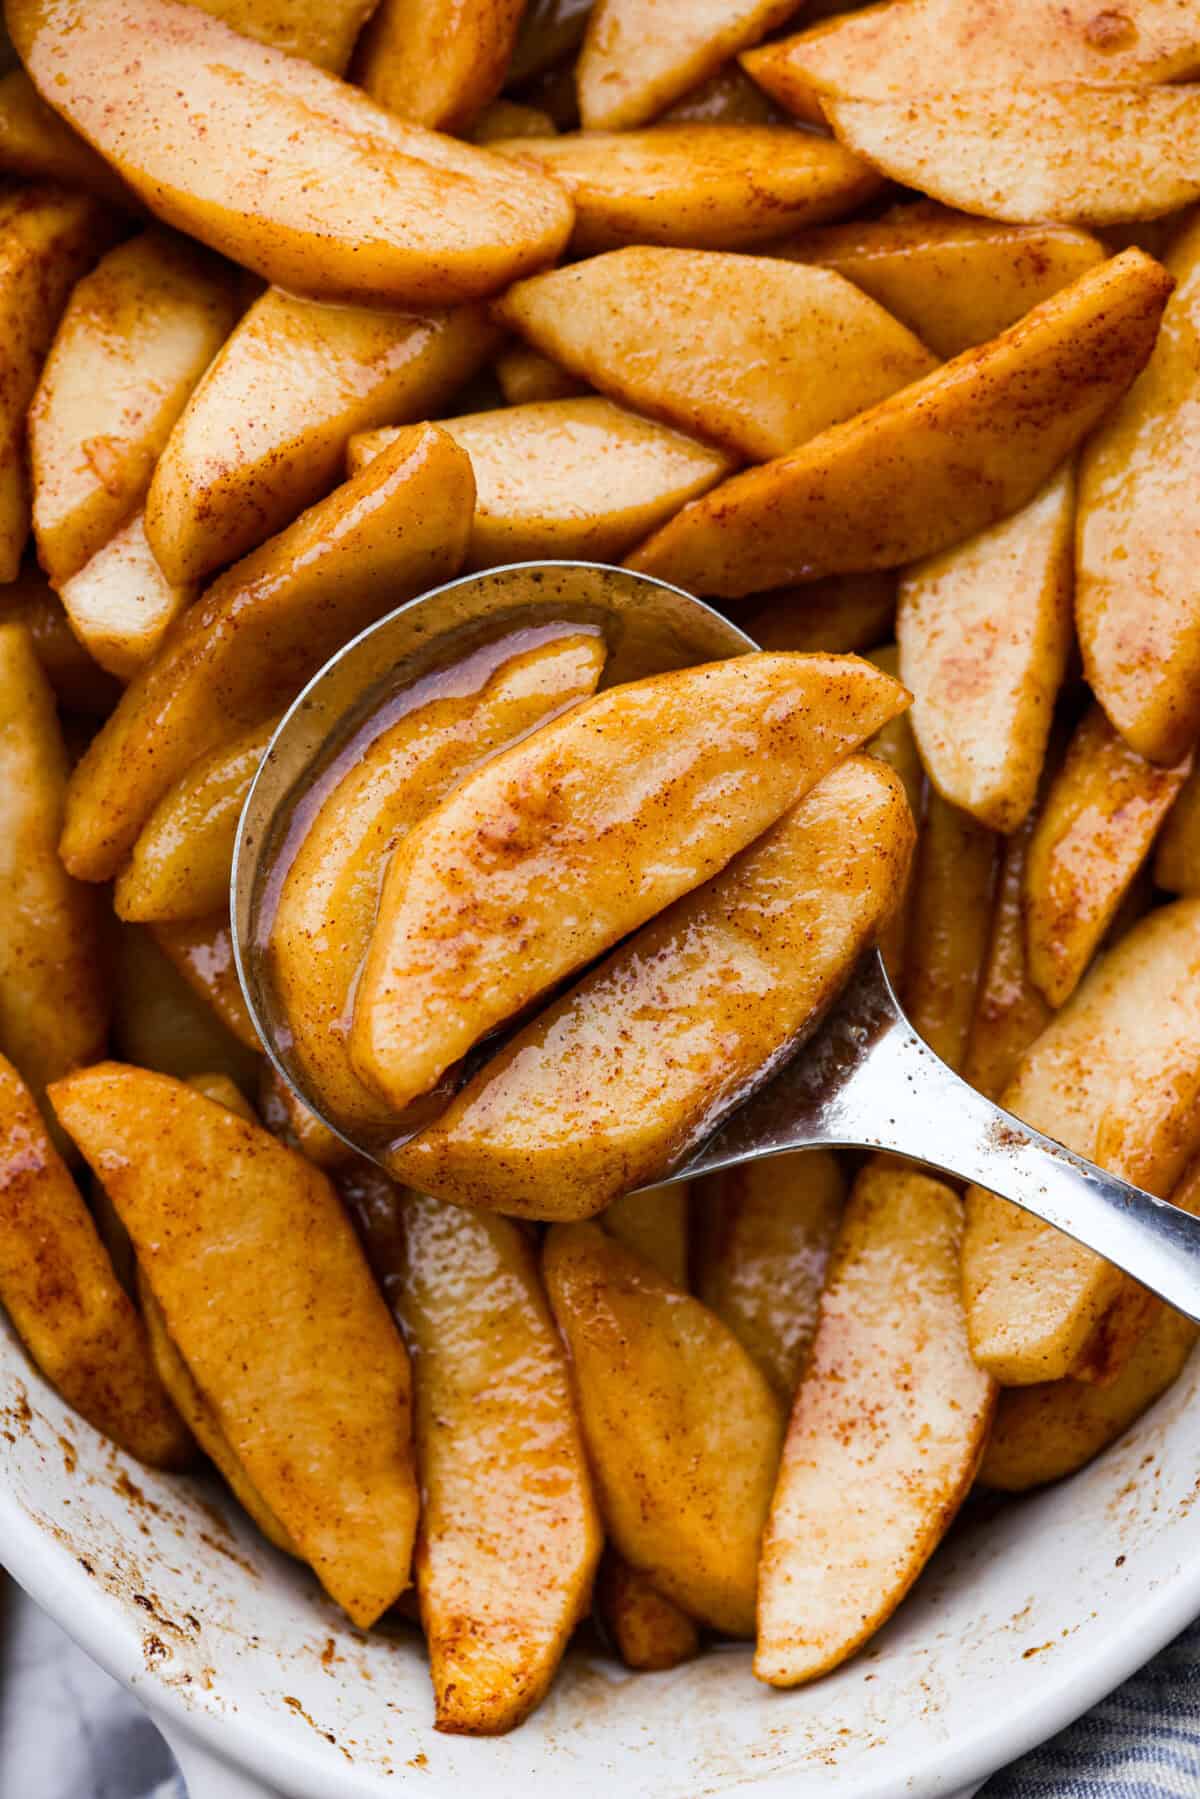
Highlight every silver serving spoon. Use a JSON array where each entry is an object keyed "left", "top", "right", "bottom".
[{"left": 232, "top": 561, "right": 1200, "bottom": 1325}]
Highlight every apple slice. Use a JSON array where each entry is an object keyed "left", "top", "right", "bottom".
[
  {"left": 29, "top": 229, "right": 237, "bottom": 586},
  {"left": 494, "top": 249, "right": 936, "bottom": 460},
  {"left": 743, "top": 0, "right": 1200, "bottom": 117},
  {"left": 0, "top": 563, "right": 119, "bottom": 716},
  {"left": 392, "top": 754, "right": 914, "bottom": 1216},
  {"left": 354, "top": 0, "right": 525, "bottom": 131},
  {"left": 963, "top": 898, "right": 1200, "bottom": 1384},
  {"left": 58, "top": 513, "right": 197, "bottom": 682},
  {"left": 544, "top": 1221, "right": 784, "bottom": 1636},
  {"left": 0, "top": 187, "right": 119, "bottom": 582},
  {"left": 352, "top": 654, "right": 907, "bottom": 1115},
  {"left": 151, "top": 916, "right": 258, "bottom": 1051},
  {"left": 494, "top": 344, "right": 584, "bottom": 405},
  {"left": 577, "top": 0, "right": 805, "bottom": 130},
  {"left": 628, "top": 250, "right": 1170, "bottom": 595},
  {"left": 602, "top": 1187, "right": 689, "bottom": 1287},
  {"left": 146, "top": 287, "right": 498, "bottom": 589},
  {"left": 50, "top": 1064, "right": 419, "bottom": 1628},
  {"left": 0, "top": 1053, "right": 191, "bottom": 1468},
  {"left": 777, "top": 204, "right": 1107, "bottom": 358},
  {"left": 352, "top": 1183, "right": 602, "bottom": 1734},
  {"left": 0, "top": 624, "right": 108, "bottom": 1111},
  {"left": 755, "top": 1159, "right": 995, "bottom": 1687},
  {"left": 494, "top": 125, "right": 881, "bottom": 253},
  {"left": 349, "top": 398, "right": 734, "bottom": 567},
  {"left": 902, "top": 793, "right": 997, "bottom": 1074},
  {"left": 740, "top": 574, "right": 896, "bottom": 655},
  {"left": 820, "top": 87, "right": 1200, "bottom": 228},
  {"left": 60, "top": 423, "right": 475, "bottom": 882},
  {"left": 116, "top": 718, "right": 278, "bottom": 924},
  {"left": 1077, "top": 213, "right": 1200, "bottom": 764},
  {"left": 898, "top": 465, "right": 1074, "bottom": 833},
  {"left": 963, "top": 809, "right": 1054, "bottom": 1102},
  {"left": 0, "top": 68, "right": 137, "bottom": 205},
  {"left": 861, "top": 644, "right": 921, "bottom": 985},
  {"left": 596, "top": 1551, "right": 699, "bottom": 1671},
  {"left": 1025, "top": 704, "right": 1191, "bottom": 1008},
  {"left": 270, "top": 629, "right": 606, "bottom": 1134},
  {"left": 190, "top": 0, "right": 377, "bottom": 69},
  {"left": 8, "top": 0, "right": 573, "bottom": 305},
  {"left": 693, "top": 1150, "right": 844, "bottom": 1398},
  {"left": 1156, "top": 766, "right": 1200, "bottom": 893},
  {"left": 110, "top": 923, "right": 261, "bottom": 1091}
]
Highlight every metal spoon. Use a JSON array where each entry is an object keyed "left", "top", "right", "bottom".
[{"left": 231, "top": 560, "right": 1200, "bottom": 1325}]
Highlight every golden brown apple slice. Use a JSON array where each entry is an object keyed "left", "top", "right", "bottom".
[
  {"left": 0, "top": 624, "right": 108, "bottom": 1109},
  {"left": 545, "top": 1221, "right": 783, "bottom": 1636},
  {"left": 493, "top": 344, "right": 584, "bottom": 405},
  {"left": 0, "top": 68, "right": 137, "bottom": 204},
  {"left": 693, "top": 1150, "right": 844, "bottom": 1399},
  {"left": 743, "top": 0, "right": 1200, "bottom": 116},
  {"left": 740, "top": 574, "right": 896, "bottom": 655},
  {"left": 366, "top": 1187, "right": 602, "bottom": 1734},
  {"left": 0, "top": 187, "right": 119, "bottom": 582},
  {"left": 49, "top": 1064, "right": 419, "bottom": 1628},
  {"left": 353, "top": 654, "right": 907, "bottom": 1115},
  {"left": 494, "top": 124, "right": 881, "bottom": 252},
  {"left": 392, "top": 753, "right": 914, "bottom": 1216},
  {"left": 60, "top": 422, "right": 475, "bottom": 882},
  {"left": 902, "top": 792, "right": 997, "bottom": 1074},
  {"left": 964, "top": 898, "right": 1200, "bottom": 1385},
  {"left": 189, "top": 0, "right": 378, "bottom": 69},
  {"left": 349, "top": 398, "right": 734, "bottom": 567},
  {"left": 0, "top": 562, "right": 119, "bottom": 716},
  {"left": 577, "top": 0, "right": 805, "bottom": 129},
  {"left": 354, "top": 0, "right": 525, "bottom": 131},
  {"left": 110, "top": 924, "right": 261, "bottom": 1091},
  {"left": 29, "top": 229, "right": 237, "bottom": 585},
  {"left": 0, "top": 1053, "right": 191, "bottom": 1468},
  {"left": 1025, "top": 704, "right": 1191, "bottom": 1007},
  {"left": 898, "top": 465, "right": 1074, "bottom": 833},
  {"left": 494, "top": 248, "right": 936, "bottom": 460},
  {"left": 145, "top": 287, "right": 498, "bottom": 586},
  {"left": 116, "top": 718, "right": 277, "bottom": 924},
  {"left": 820, "top": 88, "right": 1200, "bottom": 228},
  {"left": 1077, "top": 213, "right": 1200, "bottom": 764},
  {"left": 151, "top": 916, "right": 259, "bottom": 1051},
  {"left": 58, "top": 513, "right": 197, "bottom": 681},
  {"left": 9, "top": 0, "right": 573, "bottom": 305},
  {"left": 602, "top": 1187, "right": 689, "bottom": 1287},
  {"left": 755, "top": 1159, "right": 995, "bottom": 1687},
  {"left": 470, "top": 100, "right": 558, "bottom": 143},
  {"left": 270, "top": 629, "right": 606, "bottom": 1133},
  {"left": 596, "top": 1551, "right": 699, "bottom": 1671},
  {"left": 627, "top": 250, "right": 1171, "bottom": 595},
  {"left": 963, "top": 809, "right": 1053, "bottom": 1102},
  {"left": 777, "top": 204, "right": 1107, "bottom": 358},
  {"left": 1156, "top": 766, "right": 1200, "bottom": 893}
]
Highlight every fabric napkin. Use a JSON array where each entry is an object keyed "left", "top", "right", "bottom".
[{"left": 2, "top": 1584, "right": 1198, "bottom": 1796}]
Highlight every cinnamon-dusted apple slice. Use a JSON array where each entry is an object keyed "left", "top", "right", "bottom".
[
  {"left": 755, "top": 1159, "right": 995, "bottom": 1687},
  {"left": 778, "top": 206, "right": 1106, "bottom": 358},
  {"left": 60, "top": 423, "right": 475, "bottom": 882},
  {"left": 627, "top": 250, "right": 1171, "bottom": 595},
  {"left": 354, "top": 0, "right": 525, "bottom": 132},
  {"left": 50, "top": 1064, "right": 419, "bottom": 1627},
  {"left": 353, "top": 654, "right": 907, "bottom": 1115},
  {"left": 494, "top": 249, "right": 936, "bottom": 460},
  {"left": 1156, "top": 766, "right": 1200, "bottom": 894},
  {"left": 964, "top": 899, "right": 1200, "bottom": 1385},
  {"left": 0, "top": 68, "right": 137, "bottom": 205},
  {"left": 545, "top": 1222, "right": 783, "bottom": 1636},
  {"left": 0, "top": 1053, "right": 191, "bottom": 1468},
  {"left": 963, "top": 809, "right": 1054, "bottom": 1102},
  {"left": 190, "top": 0, "right": 377, "bottom": 70},
  {"left": 1077, "top": 213, "right": 1200, "bottom": 765},
  {"left": 902, "top": 793, "right": 997, "bottom": 1074},
  {"left": 1025, "top": 705, "right": 1191, "bottom": 1008},
  {"left": 9, "top": 0, "right": 573, "bottom": 306},
  {"left": 391, "top": 754, "right": 914, "bottom": 1216},
  {"left": 693, "top": 1150, "right": 844, "bottom": 1399},
  {"left": 577, "top": 0, "right": 806, "bottom": 130},
  {"left": 351, "top": 1183, "right": 602, "bottom": 1734},
  {"left": 494, "top": 125, "right": 881, "bottom": 253},
  {"left": 348, "top": 398, "right": 734, "bottom": 567},
  {"left": 596, "top": 1550, "right": 699, "bottom": 1672},
  {"left": 58, "top": 513, "right": 197, "bottom": 681},
  {"left": 145, "top": 287, "right": 498, "bottom": 587},
  {"left": 116, "top": 718, "right": 278, "bottom": 924},
  {"left": 743, "top": 0, "right": 1200, "bottom": 119},
  {"left": 29, "top": 229, "right": 238, "bottom": 586},
  {"left": 898, "top": 465, "right": 1074, "bottom": 833},
  {"left": 270, "top": 629, "right": 606, "bottom": 1133}
]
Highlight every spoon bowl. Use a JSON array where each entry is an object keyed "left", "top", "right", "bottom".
[{"left": 232, "top": 559, "right": 1200, "bottom": 1326}]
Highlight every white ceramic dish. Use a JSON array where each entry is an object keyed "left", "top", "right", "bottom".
[{"left": 2, "top": 1279, "right": 1198, "bottom": 1797}]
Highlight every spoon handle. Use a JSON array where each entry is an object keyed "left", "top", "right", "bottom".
[{"left": 670, "top": 951, "right": 1200, "bottom": 1325}]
